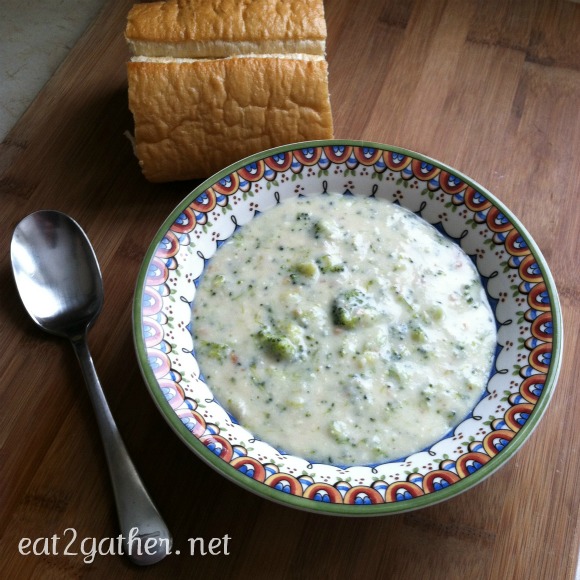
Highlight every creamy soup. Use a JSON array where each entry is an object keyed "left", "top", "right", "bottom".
[{"left": 192, "top": 194, "right": 496, "bottom": 465}]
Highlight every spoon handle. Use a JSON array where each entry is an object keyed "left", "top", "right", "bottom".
[{"left": 71, "top": 336, "right": 172, "bottom": 566}]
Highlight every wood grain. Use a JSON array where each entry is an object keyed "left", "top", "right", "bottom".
[{"left": 1, "top": 0, "right": 579, "bottom": 578}]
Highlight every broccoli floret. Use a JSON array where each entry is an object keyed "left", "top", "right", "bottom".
[
  {"left": 290, "top": 260, "right": 319, "bottom": 281},
  {"left": 331, "top": 289, "right": 377, "bottom": 329},
  {"left": 312, "top": 219, "right": 340, "bottom": 240},
  {"left": 255, "top": 328, "right": 299, "bottom": 361},
  {"left": 287, "top": 258, "right": 320, "bottom": 285},
  {"left": 201, "top": 341, "right": 230, "bottom": 362},
  {"left": 410, "top": 327, "right": 426, "bottom": 343},
  {"left": 428, "top": 304, "right": 444, "bottom": 321},
  {"left": 317, "top": 254, "right": 345, "bottom": 273}
]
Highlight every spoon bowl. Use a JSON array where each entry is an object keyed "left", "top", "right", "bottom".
[
  {"left": 11, "top": 210, "right": 172, "bottom": 566},
  {"left": 11, "top": 211, "right": 103, "bottom": 338}
]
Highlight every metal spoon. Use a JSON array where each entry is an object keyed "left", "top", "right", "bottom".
[{"left": 11, "top": 210, "right": 172, "bottom": 566}]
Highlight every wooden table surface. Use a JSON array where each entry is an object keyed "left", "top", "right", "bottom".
[{"left": 1, "top": 0, "right": 579, "bottom": 578}]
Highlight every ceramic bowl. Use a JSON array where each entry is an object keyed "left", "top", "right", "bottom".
[{"left": 133, "top": 140, "right": 563, "bottom": 515}]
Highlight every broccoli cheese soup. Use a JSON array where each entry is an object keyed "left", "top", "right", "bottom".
[{"left": 192, "top": 194, "right": 497, "bottom": 465}]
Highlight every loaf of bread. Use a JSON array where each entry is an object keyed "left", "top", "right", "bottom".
[{"left": 126, "top": 0, "right": 334, "bottom": 182}]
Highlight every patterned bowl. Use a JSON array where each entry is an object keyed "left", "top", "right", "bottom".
[{"left": 133, "top": 140, "right": 563, "bottom": 515}]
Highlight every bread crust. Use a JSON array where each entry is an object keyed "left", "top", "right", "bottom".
[
  {"left": 127, "top": 56, "right": 334, "bottom": 182},
  {"left": 126, "top": 0, "right": 327, "bottom": 56}
]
